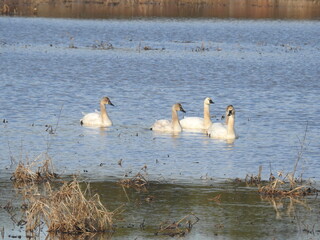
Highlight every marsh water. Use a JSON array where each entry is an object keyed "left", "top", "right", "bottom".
[{"left": 0, "top": 17, "right": 320, "bottom": 239}]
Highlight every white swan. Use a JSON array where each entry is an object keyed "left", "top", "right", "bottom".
[
  {"left": 151, "top": 103, "right": 186, "bottom": 133},
  {"left": 207, "top": 105, "right": 237, "bottom": 140},
  {"left": 180, "top": 97, "right": 214, "bottom": 131},
  {"left": 80, "top": 97, "right": 114, "bottom": 127}
]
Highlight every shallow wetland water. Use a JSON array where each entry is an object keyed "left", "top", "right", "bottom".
[{"left": 0, "top": 17, "right": 320, "bottom": 239}]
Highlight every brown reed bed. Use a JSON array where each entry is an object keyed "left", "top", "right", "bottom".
[
  {"left": 243, "top": 166, "right": 318, "bottom": 199},
  {"left": 11, "top": 153, "right": 58, "bottom": 184},
  {"left": 244, "top": 167, "right": 319, "bottom": 198},
  {"left": 25, "top": 179, "right": 118, "bottom": 235},
  {"left": 246, "top": 126, "right": 318, "bottom": 198},
  {"left": 258, "top": 177, "right": 317, "bottom": 198},
  {"left": 155, "top": 213, "right": 200, "bottom": 237},
  {"left": 118, "top": 173, "right": 148, "bottom": 192},
  {"left": 245, "top": 165, "right": 263, "bottom": 186},
  {"left": 10, "top": 152, "right": 120, "bottom": 237}
]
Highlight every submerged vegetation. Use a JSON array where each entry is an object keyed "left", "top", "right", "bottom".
[
  {"left": 258, "top": 173, "right": 317, "bottom": 198},
  {"left": 10, "top": 153, "right": 58, "bottom": 184},
  {"left": 118, "top": 172, "right": 149, "bottom": 192},
  {"left": 155, "top": 213, "right": 200, "bottom": 237},
  {"left": 91, "top": 40, "right": 114, "bottom": 50}
]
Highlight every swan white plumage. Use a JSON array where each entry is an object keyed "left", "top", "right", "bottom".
[
  {"left": 207, "top": 105, "right": 237, "bottom": 140},
  {"left": 151, "top": 103, "right": 186, "bottom": 133},
  {"left": 80, "top": 97, "right": 114, "bottom": 127},
  {"left": 180, "top": 97, "right": 214, "bottom": 131}
]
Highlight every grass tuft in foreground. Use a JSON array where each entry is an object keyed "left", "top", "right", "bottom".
[{"left": 26, "top": 179, "right": 116, "bottom": 235}]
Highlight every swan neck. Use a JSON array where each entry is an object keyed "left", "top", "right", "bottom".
[
  {"left": 227, "top": 115, "right": 235, "bottom": 135},
  {"left": 171, "top": 108, "right": 181, "bottom": 130},
  {"left": 100, "top": 103, "right": 110, "bottom": 122},
  {"left": 203, "top": 103, "right": 212, "bottom": 128}
]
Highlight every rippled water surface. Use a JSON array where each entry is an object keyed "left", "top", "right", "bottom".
[{"left": 0, "top": 17, "right": 320, "bottom": 239}]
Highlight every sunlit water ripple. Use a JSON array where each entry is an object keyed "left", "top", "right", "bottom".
[{"left": 0, "top": 17, "right": 319, "bottom": 183}]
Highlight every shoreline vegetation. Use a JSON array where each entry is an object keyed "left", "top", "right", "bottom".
[
  {"left": 4, "top": 121, "right": 318, "bottom": 239},
  {"left": 8, "top": 152, "right": 319, "bottom": 239},
  {"left": 1, "top": 0, "right": 320, "bottom": 19}
]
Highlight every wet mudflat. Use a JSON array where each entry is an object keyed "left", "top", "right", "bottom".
[{"left": 0, "top": 16, "right": 320, "bottom": 239}]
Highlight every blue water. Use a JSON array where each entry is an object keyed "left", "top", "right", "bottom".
[{"left": 0, "top": 17, "right": 319, "bottom": 183}]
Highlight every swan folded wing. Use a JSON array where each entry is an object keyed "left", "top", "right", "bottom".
[
  {"left": 81, "top": 109, "right": 99, "bottom": 116},
  {"left": 180, "top": 117, "right": 205, "bottom": 130},
  {"left": 81, "top": 112, "right": 102, "bottom": 126},
  {"left": 207, "top": 123, "right": 228, "bottom": 139},
  {"left": 151, "top": 119, "right": 172, "bottom": 132}
]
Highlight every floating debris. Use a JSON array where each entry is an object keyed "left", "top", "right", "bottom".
[
  {"left": 118, "top": 159, "right": 123, "bottom": 167},
  {"left": 118, "top": 173, "right": 148, "bottom": 192},
  {"left": 192, "top": 42, "right": 209, "bottom": 52},
  {"left": 155, "top": 213, "right": 199, "bottom": 237},
  {"left": 91, "top": 40, "right": 114, "bottom": 50},
  {"left": 145, "top": 195, "right": 155, "bottom": 203},
  {"left": 245, "top": 166, "right": 262, "bottom": 186},
  {"left": 142, "top": 46, "right": 164, "bottom": 51},
  {"left": 208, "top": 194, "right": 222, "bottom": 204},
  {"left": 143, "top": 46, "right": 152, "bottom": 50},
  {"left": 45, "top": 124, "right": 55, "bottom": 134}
]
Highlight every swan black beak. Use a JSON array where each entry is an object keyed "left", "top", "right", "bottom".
[
  {"left": 180, "top": 107, "right": 186, "bottom": 113},
  {"left": 209, "top": 99, "right": 214, "bottom": 104},
  {"left": 228, "top": 110, "right": 232, "bottom": 116},
  {"left": 109, "top": 101, "right": 115, "bottom": 106}
]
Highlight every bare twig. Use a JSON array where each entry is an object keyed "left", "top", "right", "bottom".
[{"left": 293, "top": 121, "right": 309, "bottom": 180}]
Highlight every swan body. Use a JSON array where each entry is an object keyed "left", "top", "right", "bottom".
[
  {"left": 207, "top": 105, "right": 237, "bottom": 140},
  {"left": 180, "top": 97, "right": 214, "bottom": 131},
  {"left": 151, "top": 103, "right": 186, "bottom": 133},
  {"left": 80, "top": 97, "right": 114, "bottom": 127}
]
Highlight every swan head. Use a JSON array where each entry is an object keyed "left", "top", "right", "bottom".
[
  {"left": 226, "top": 105, "right": 235, "bottom": 117},
  {"left": 204, "top": 97, "right": 214, "bottom": 105},
  {"left": 173, "top": 103, "right": 186, "bottom": 113},
  {"left": 100, "top": 97, "right": 114, "bottom": 106}
]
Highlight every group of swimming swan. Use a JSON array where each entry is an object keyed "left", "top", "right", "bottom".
[{"left": 80, "top": 97, "right": 237, "bottom": 140}]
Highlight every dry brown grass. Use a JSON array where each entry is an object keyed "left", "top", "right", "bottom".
[
  {"left": 118, "top": 173, "right": 148, "bottom": 192},
  {"left": 155, "top": 213, "right": 200, "bottom": 237},
  {"left": 258, "top": 177, "right": 316, "bottom": 198},
  {"left": 11, "top": 153, "right": 58, "bottom": 184},
  {"left": 245, "top": 165, "right": 263, "bottom": 186},
  {"left": 25, "top": 179, "right": 117, "bottom": 235},
  {"left": 208, "top": 194, "right": 222, "bottom": 204}
]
